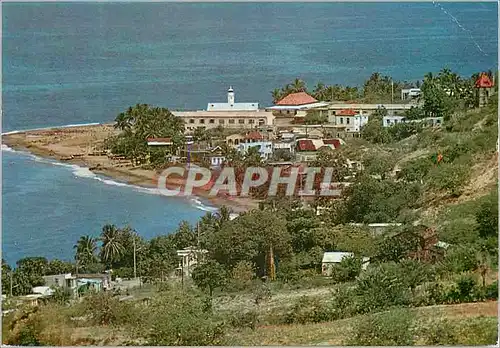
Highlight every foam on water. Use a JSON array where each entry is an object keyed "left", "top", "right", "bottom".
[
  {"left": 3, "top": 137, "right": 218, "bottom": 212},
  {"left": 1, "top": 122, "right": 101, "bottom": 136}
]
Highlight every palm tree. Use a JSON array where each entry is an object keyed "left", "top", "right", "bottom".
[
  {"left": 99, "top": 224, "right": 125, "bottom": 268},
  {"left": 215, "top": 206, "right": 232, "bottom": 229},
  {"left": 271, "top": 88, "right": 283, "bottom": 104},
  {"left": 313, "top": 82, "right": 327, "bottom": 100},
  {"left": 74, "top": 235, "right": 98, "bottom": 271},
  {"left": 290, "top": 78, "right": 307, "bottom": 93}
]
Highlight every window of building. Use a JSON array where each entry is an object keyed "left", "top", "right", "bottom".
[
  {"left": 209, "top": 119, "right": 215, "bottom": 124},
  {"left": 219, "top": 119, "right": 225, "bottom": 124},
  {"left": 340, "top": 117, "right": 344, "bottom": 124},
  {"left": 248, "top": 119, "right": 254, "bottom": 124},
  {"left": 238, "top": 119, "right": 245, "bottom": 124},
  {"left": 346, "top": 118, "right": 350, "bottom": 124},
  {"left": 229, "top": 119, "right": 235, "bottom": 124},
  {"left": 189, "top": 119, "right": 195, "bottom": 124},
  {"left": 200, "top": 119, "right": 205, "bottom": 124}
]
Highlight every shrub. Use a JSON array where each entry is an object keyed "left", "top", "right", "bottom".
[
  {"left": 453, "top": 316, "right": 498, "bottom": 345},
  {"left": 284, "top": 296, "right": 332, "bottom": 324},
  {"left": 355, "top": 263, "right": 412, "bottom": 313},
  {"left": 146, "top": 292, "right": 226, "bottom": 345},
  {"left": 418, "top": 319, "right": 459, "bottom": 345},
  {"left": 228, "top": 261, "right": 255, "bottom": 290},
  {"left": 331, "top": 255, "right": 362, "bottom": 283},
  {"left": 426, "top": 161, "right": 469, "bottom": 197},
  {"left": 346, "top": 309, "right": 415, "bottom": 346},
  {"left": 82, "top": 292, "right": 138, "bottom": 326},
  {"left": 228, "top": 310, "right": 259, "bottom": 330},
  {"left": 485, "top": 280, "right": 498, "bottom": 300},
  {"left": 445, "top": 275, "right": 477, "bottom": 304},
  {"left": 440, "top": 245, "right": 479, "bottom": 274}
]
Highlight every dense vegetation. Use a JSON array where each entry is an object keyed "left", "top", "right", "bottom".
[{"left": 3, "top": 67, "right": 498, "bottom": 346}]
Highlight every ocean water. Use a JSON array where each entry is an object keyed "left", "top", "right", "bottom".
[{"left": 1, "top": 2, "right": 498, "bottom": 265}]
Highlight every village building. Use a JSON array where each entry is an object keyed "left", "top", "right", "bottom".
[
  {"left": 174, "top": 87, "right": 275, "bottom": 132},
  {"left": 176, "top": 247, "right": 208, "bottom": 277},
  {"left": 401, "top": 88, "right": 421, "bottom": 100},
  {"left": 475, "top": 72, "right": 495, "bottom": 107},
  {"left": 295, "top": 138, "right": 343, "bottom": 162},
  {"left": 267, "top": 92, "right": 329, "bottom": 127},
  {"left": 237, "top": 140, "right": 274, "bottom": 160},
  {"left": 382, "top": 115, "right": 406, "bottom": 127},
  {"left": 322, "top": 252, "right": 370, "bottom": 276}
]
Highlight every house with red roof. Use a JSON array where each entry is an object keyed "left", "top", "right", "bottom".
[
  {"left": 295, "top": 138, "right": 344, "bottom": 162},
  {"left": 267, "top": 92, "right": 329, "bottom": 128},
  {"left": 475, "top": 72, "right": 495, "bottom": 107}
]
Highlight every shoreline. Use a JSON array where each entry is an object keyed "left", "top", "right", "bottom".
[{"left": 2, "top": 123, "right": 260, "bottom": 214}]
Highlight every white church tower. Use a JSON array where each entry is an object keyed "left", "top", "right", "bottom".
[{"left": 227, "top": 86, "right": 235, "bottom": 105}]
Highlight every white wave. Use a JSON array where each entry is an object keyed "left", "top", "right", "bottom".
[
  {"left": 1, "top": 144, "right": 16, "bottom": 152},
  {"left": 1, "top": 122, "right": 102, "bottom": 136},
  {"left": 189, "top": 197, "right": 218, "bottom": 213}
]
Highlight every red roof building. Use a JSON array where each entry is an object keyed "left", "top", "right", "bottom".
[
  {"left": 323, "top": 139, "right": 342, "bottom": 149},
  {"left": 245, "top": 131, "right": 264, "bottom": 141},
  {"left": 336, "top": 109, "right": 357, "bottom": 116},
  {"left": 276, "top": 92, "right": 318, "bottom": 106},
  {"left": 475, "top": 73, "right": 494, "bottom": 88},
  {"left": 147, "top": 137, "right": 173, "bottom": 146},
  {"left": 296, "top": 139, "right": 316, "bottom": 151}
]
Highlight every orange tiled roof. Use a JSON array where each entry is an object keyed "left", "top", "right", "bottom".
[
  {"left": 337, "top": 109, "right": 357, "bottom": 116},
  {"left": 475, "top": 73, "right": 494, "bottom": 88},
  {"left": 245, "top": 131, "right": 264, "bottom": 140},
  {"left": 276, "top": 92, "right": 318, "bottom": 106}
]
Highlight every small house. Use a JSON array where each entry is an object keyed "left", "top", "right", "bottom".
[
  {"left": 176, "top": 247, "right": 208, "bottom": 277},
  {"left": 321, "top": 252, "right": 370, "bottom": 276}
]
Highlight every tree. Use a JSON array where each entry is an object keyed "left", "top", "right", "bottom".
[
  {"left": 475, "top": 189, "right": 498, "bottom": 239},
  {"left": 304, "top": 111, "right": 328, "bottom": 125},
  {"left": 46, "top": 259, "right": 74, "bottom": 276},
  {"left": 207, "top": 210, "right": 291, "bottom": 278},
  {"left": 191, "top": 260, "right": 227, "bottom": 297},
  {"left": 99, "top": 224, "right": 125, "bottom": 267},
  {"left": 74, "top": 235, "right": 98, "bottom": 271},
  {"left": 360, "top": 108, "right": 392, "bottom": 144}
]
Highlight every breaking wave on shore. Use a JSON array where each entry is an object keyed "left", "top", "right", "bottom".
[
  {"left": 1, "top": 122, "right": 102, "bottom": 136},
  {"left": 2, "top": 141, "right": 217, "bottom": 213}
]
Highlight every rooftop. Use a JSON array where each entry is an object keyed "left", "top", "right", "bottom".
[
  {"left": 475, "top": 73, "right": 494, "bottom": 88},
  {"left": 276, "top": 92, "right": 318, "bottom": 106}
]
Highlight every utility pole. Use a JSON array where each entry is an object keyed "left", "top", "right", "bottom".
[
  {"left": 391, "top": 80, "right": 394, "bottom": 103},
  {"left": 10, "top": 271, "right": 13, "bottom": 297},
  {"left": 133, "top": 237, "right": 137, "bottom": 281}
]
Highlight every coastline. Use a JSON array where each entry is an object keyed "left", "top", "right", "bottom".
[{"left": 1, "top": 123, "right": 260, "bottom": 214}]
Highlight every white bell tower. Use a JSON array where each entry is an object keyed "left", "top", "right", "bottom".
[{"left": 227, "top": 86, "right": 235, "bottom": 105}]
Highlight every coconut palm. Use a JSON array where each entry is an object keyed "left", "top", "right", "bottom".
[
  {"left": 99, "top": 224, "right": 125, "bottom": 267},
  {"left": 271, "top": 88, "right": 283, "bottom": 104},
  {"left": 215, "top": 206, "right": 232, "bottom": 229},
  {"left": 290, "top": 78, "right": 307, "bottom": 93},
  {"left": 74, "top": 235, "right": 98, "bottom": 270}
]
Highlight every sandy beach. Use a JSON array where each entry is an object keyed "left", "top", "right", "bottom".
[{"left": 2, "top": 124, "right": 260, "bottom": 213}]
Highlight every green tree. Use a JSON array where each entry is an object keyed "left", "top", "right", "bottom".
[
  {"left": 74, "top": 235, "right": 98, "bottom": 271},
  {"left": 191, "top": 259, "right": 227, "bottom": 297},
  {"left": 475, "top": 189, "right": 498, "bottom": 239},
  {"left": 99, "top": 224, "right": 125, "bottom": 267}
]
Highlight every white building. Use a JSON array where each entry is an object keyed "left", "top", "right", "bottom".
[
  {"left": 207, "top": 86, "right": 259, "bottom": 111},
  {"left": 401, "top": 88, "right": 421, "bottom": 100},
  {"left": 321, "top": 252, "right": 370, "bottom": 276},
  {"left": 176, "top": 247, "right": 208, "bottom": 277},
  {"left": 237, "top": 141, "right": 273, "bottom": 160},
  {"left": 383, "top": 115, "right": 406, "bottom": 127}
]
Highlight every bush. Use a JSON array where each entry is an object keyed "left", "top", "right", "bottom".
[
  {"left": 411, "top": 281, "right": 446, "bottom": 307},
  {"left": 228, "top": 310, "right": 259, "bottom": 330},
  {"left": 418, "top": 319, "right": 459, "bottom": 345},
  {"left": 284, "top": 296, "right": 332, "bottom": 324},
  {"left": 146, "top": 292, "right": 226, "bottom": 345},
  {"left": 355, "top": 263, "right": 412, "bottom": 312},
  {"left": 485, "top": 280, "right": 498, "bottom": 300},
  {"left": 445, "top": 275, "right": 477, "bottom": 304},
  {"left": 426, "top": 161, "right": 469, "bottom": 197},
  {"left": 331, "top": 255, "right": 362, "bottom": 283},
  {"left": 228, "top": 261, "right": 255, "bottom": 291},
  {"left": 82, "top": 292, "right": 138, "bottom": 326},
  {"left": 346, "top": 309, "right": 415, "bottom": 346},
  {"left": 440, "top": 245, "right": 479, "bottom": 274}
]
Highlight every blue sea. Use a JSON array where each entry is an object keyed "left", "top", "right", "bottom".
[{"left": 2, "top": 2, "right": 498, "bottom": 265}]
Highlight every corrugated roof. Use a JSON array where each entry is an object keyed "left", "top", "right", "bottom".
[
  {"left": 323, "top": 139, "right": 342, "bottom": 149},
  {"left": 322, "top": 252, "right": 353, "bottom": 263},
  {"left": 276, "top": 92, "right": 318, "bottom": 106},
  {"left": 297, "top": 139, "right": 316, "bottom": 151},
  {"left": 475, "top": 73, "right": 494, "bottom": 88}
]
